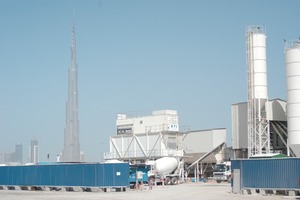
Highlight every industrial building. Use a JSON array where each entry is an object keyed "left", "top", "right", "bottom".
[
  {"left": 105, "top": 110, "right": 228, "bottom": 179},
  {"left": 230, "top": 27, "right": 300, "bottom": 195},
  {"left": 116, "top": 110, "right": 179, "bottom": 135},
  {"left": 231, "top": 27, "right": 300, "bottom": 159},
  {"left": 182, "top": 129, "right": 228, "bottom": 177},
  {"left": 232, "top": 99, "right": 288, "bottom": 158},
  {"left": 107, "top": 110, "right": 182, "bottom": 160},
  {"left": 232, "top": 26, "right": 288, "bottom": 158}
]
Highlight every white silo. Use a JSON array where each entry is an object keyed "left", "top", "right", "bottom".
[
  {"left": 286, "top": 40, "right": 300, "bottom": 157},
  {"left": 246, "top": 26, "right": 270, "bottom": 157}
]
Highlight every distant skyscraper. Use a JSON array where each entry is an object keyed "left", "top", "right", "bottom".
[
  {"left": 14, "top": 143, "right": 23, "bottom": 163},
  {"left": 29, "top": 139, "right": 39, "bottom": 163},
  {"left": 3, "top": 152, "right": 13, "bottom": 163},
  {"left": 63, "top": 22, "right": 80, "bottom": 162},
  {"left": 80, "top": 151, "right": 85, "bottom": 162}
]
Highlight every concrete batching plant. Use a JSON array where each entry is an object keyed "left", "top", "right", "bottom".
[
  {"left": 246, "top": 26, "right": 270, "bottom": 157},
  {"left": 285, "top": 39, "right": 300, "bottom": 157},
  {"left": 232, "top": 26, "right": 300, "bottom": 160},
  {"left": 105, "top": 110, "right": 228, "bottom": 183}
]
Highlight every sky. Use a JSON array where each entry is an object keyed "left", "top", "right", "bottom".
[{"left": 0, "top": 0, "right": 299, "bottom": 162}]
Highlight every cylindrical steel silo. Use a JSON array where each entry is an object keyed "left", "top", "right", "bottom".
[
  {"left": 246, "top": 26, "right": 270, "bottom": 157},
  {"left": 286, "top": 40, "right": 300, "bottom": 157},
  {"left": 250, "top": 33, "right": 268, "bottom": 100}
]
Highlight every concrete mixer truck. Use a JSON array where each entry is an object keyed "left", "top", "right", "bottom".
[{"left": 148, "top": 157, "right": 183, "bottom": 185}]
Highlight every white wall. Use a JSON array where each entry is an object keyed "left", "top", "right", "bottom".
[
  {"left": 107, "top": 132, "right": 184, "bottom": 160},
  {"left": 231, "top": 99, "right": 287, "bottom": 150},
  {"left": 231, "top": 103, "right": 248, "bottom": 149},
  {"left": 267, "top": 99, "right": 287, "bottom": 121},
  {"left": 116, "top": 110, "right": 179, "bottom": 134},
  {"left": 182, "top": 129, "right": 226, "bottom": 153}
]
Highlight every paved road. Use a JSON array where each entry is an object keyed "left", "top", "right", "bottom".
[{"left": 0, "top": 182, "right": 296, "bottom": 200}]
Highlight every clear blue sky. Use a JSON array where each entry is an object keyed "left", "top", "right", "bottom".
[{"left": 0, "top": 0, "right": 299, "bottom": 162}]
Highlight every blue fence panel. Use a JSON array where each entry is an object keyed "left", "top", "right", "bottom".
[
  {"left": 102, "top": 164, "right": 113, "bottom": 186},
  {"left": 0, "top": 163, "right": 129, "bottom": 187},
  {"left": 38, "top": 165, "right": 51, "bottom": 186},
  {"left": 114, "top": 163, "right": 130, "bottom": 186},
  {"left": 232, "top": 158, "right": 300, "bottom": 190},
  {"left": 82, "top": 164, "right": 96, "bottom": 187}
]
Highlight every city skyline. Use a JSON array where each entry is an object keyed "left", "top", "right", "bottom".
[
  {"left": 0, "top": 1, "right": 299, "bottom": 161},
  {"left": 0, "top": 143, "right": 23, "bottom": 164}
]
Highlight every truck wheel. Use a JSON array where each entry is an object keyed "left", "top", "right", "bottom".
[
  {"left": 216, "top": 180, "right": 221, "bottom": 183},
  {"left": 165, "top": 177, "right": 172, "bottom": 185},
  {"left": 171, "top": 177, "right": 178, "bottom": 185}
]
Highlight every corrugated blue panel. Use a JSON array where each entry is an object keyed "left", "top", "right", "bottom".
[
  {"left": 82, "top": 164, "right": 96, "bottom": 186},
  {"left": 231, "top": 158, "right": 300, "bottom": 189},
  {"left": 0, "top": 163, "right": 129, "bottom": 187},
  {"left": 98, "top": 163, "right": 129, "bottom": 187}
]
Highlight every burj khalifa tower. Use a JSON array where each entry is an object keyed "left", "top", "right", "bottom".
[{"left": 63, "top": 23, "right": 80, "bottom": 162}]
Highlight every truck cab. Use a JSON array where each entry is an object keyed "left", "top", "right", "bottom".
[{"left": 213, "top": 161, "right": 231, "bottom": 183}]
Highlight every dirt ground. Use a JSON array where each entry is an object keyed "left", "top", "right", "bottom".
[{"left": 0, "top": 181, "right": 296, "bottom": 200}]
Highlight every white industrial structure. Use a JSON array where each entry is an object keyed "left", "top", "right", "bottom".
[
  {"left": 182, "top": 129, "right": 226, "bottom": 162},
  {"left": 232, "top": 99, "right": 287, "bottom": 158},
  {"left": 232, "top": 26, "right": 300, "bottom": 159},
  {"left": 246, "top": 26, "right": 270, "bottom": 157},
  {"left": 183, "top": 129, "right": 227, "bottom": 181},
  {"left": 105, "top": 131, "right": 184, "bottom": 160},
  {"left": 106, "top": 110, "right": 181, "bottom": 160},
  {"left": 285, "top": 39, "right": 300, "bottom": 157},
  {"left": 116, "top": 110, "right": 179, "bottom": 135},
  {"left": 105, "top": 110, "right": 227, "bottom": 181}
]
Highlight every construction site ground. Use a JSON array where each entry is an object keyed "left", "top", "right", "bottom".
[{"left": 0, "top": 180, "right": 294, "bottom": 200}]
